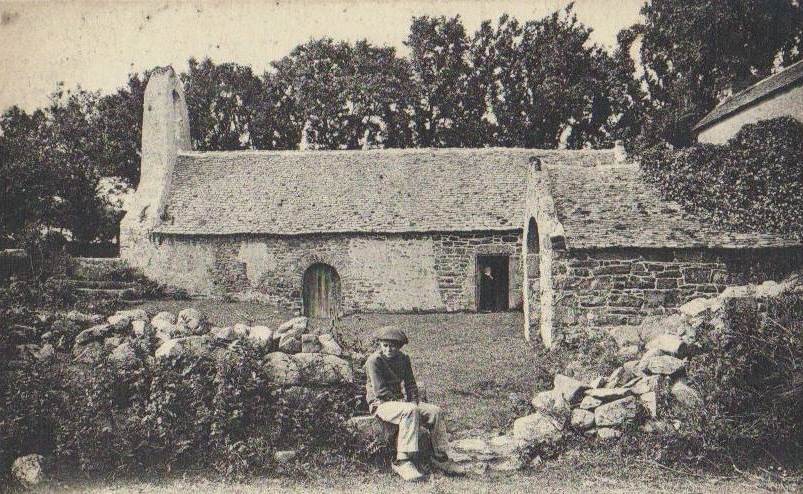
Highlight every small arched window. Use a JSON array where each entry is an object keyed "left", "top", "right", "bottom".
[{"left": 527, "top": 217, "right": 540, "bottom": 254}]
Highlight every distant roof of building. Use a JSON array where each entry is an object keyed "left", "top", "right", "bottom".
[
  {"left": 544, "top": 163, "right": 801, "bottom": 249},
  {"left": 154, "top": 147, "right": 616, "bottom": 236},
  {"left": 694, "top": 60, "right": 803, "bottom": 132}
]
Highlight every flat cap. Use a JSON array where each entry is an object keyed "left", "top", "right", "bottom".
[{"left": 372, "top": 326, "right": 409, "bottom": 345}]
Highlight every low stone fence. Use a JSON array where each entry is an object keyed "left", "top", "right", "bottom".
[
  {"left": 513, "top": 274, "right": 802, "bottom": 446},
  {"left": 69, "top": 310, "right": 357, "bottom": 389}
]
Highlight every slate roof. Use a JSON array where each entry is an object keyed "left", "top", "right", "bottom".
[
  {"left": 545, "top": 163, "right": 802, "bottom": 249},
  {"left": 694, "top": 60, "right": 803, "bottom": 131},
  {"left": 155, "top": 148, "right": 611, "bottom": 235}
]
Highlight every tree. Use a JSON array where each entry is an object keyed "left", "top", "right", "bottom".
[
  {"left": 406, "top": 16, "right": 489, "bottom": 147},
  {"left": 94, "top": 73, "right": 147, "bottom": 188},
  {"left": 632, "top": 0, "right": 803, "bottom": 147},
  {"left": 271, "top": 38, "right": 415, "bottom": 149},
  {"left": 0, "top": 107, "right": 52, "bottom": 244},
  {"left": 182, "top": 57, "right": 264, "bottom": 151},
  {"left": 471, "top": 6, "right": 634, "bottom": 148}
]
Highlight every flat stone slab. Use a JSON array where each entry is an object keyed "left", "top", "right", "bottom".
[{"left": 585, "top": 387, "right": 631, "bottom": 401}]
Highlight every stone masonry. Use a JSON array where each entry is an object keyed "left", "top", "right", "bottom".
[
  {"left": 149, "top": 231, "right": 523, "bottom": 314},
  {"left": 548, "top": 247, "right": 803, "bottom": 335}
]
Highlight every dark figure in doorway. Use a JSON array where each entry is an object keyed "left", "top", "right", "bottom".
[{"left": 479, "top": 266, "right": 496, "bottom": 312}]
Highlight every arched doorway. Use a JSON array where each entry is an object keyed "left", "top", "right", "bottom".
[{"left": 302, "top": 263, "right": 341, "bottom": 318}]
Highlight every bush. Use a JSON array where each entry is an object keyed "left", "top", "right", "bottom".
[
  {"left": 650, "top": 293, "right": 803, "bottom": 468},
  {"left": 638, "top": 117, "right": 803, "bottom": 236},
  {"left": 0, "top": 335, "right": 365, "bottom": 479},
  {"left": 530, "top": 327, "right": 624, "bottom": 390}
]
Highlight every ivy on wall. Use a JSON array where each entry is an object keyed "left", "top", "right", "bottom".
[{"left": 638, "top": 117, "right": 803, "bottom": 236}]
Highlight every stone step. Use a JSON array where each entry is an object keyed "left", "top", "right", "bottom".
[
  {"left": 74, "top": 287, "right": 140, "bottom": 300},
  {"left": 52, "top": 279, "right": 140, "bottom": 290}
]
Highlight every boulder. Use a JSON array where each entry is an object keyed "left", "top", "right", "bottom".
[
  {"left": 73, "top": 341, "right": 104, "bottom": 363},
  {"left": 274, "top": 450, "right": 297, "bottom": 464},
  {"left": 679, "top": 297, "right": 713, "bottom": 318},
  {"left": 277, "top": 316, "right": 308, "bottom": 334},
  {"left": 155, "top": 339, "right": 183, "bottom": 359},
  {"left": 589, "top": 376, "right": 606, "bottom": 389},
  {"left": 488, "top": 435, "right": 522, "bottom": 456},
  {"left": 623, "top": 359, "right": 642, "bottom": 377},
  {"left": 553, "top": 374, "right": 588, "bottom": 404},
  {"left": 531, "top": 389, "right": 569, "bottom": 414},
  {"left": 210, "top": 326, "right": 234, "bottom": 341},
  {"left": 570, "top": 409, "right": 595, "bottom": 430},
  {"left": 754, "top": 280, "right": 786, "bottom": 298},
  {"left": 248, "top": 326, "right": 274, "bottom": 349},
  {"left": 345, "top": 415, "right": 384, "bottom": 442},
  {"left": 579, "top": 396, "right": 603, "bottom": 410},
  {"left": 278, "top": 333, "right": 301, "bottom": 353},
  {"left": 35, "top": 344, "right": 55, "bottom": 361},
  {"left": 293, "top": 353, "right": 354, "bottom": 385},
  {"left": 646, "top": 355, "right": 685, "bottom": 376},
  {"left": 74, "top": 324, "right": 112, "bottom": 346},
  {"left": 604, "top": 367, "right": 627, "bottom": 388},
  {"left": 639, "top": 392, "right": 658, "bottom": 418},
  {"left": 177, "top": 308, "right": 208, "bottom": 335},
  {"left": 11, "top": 454, "right": 46, "bottom": 487},
  {"left": 301, "top": 334, "right": 322, "bottom": 353},
  {"left": 594, "top": 396, "right": 639, "bottom": 427},
  {"left": 131, "top": 319, "right": 147, "bottom": 337},
  {"left": 318, "top": 333, "right": 343, "bottom": 356},
  {"left": 103, "top": 336, "right": 123, "bottom": 350},
  {"left": 512, "top": 412, "right": 563, "bottom": 445},
  {"left": 670, "top": 379, "right": 702, "bottom": 407},
  {"left": 585, "top": 387, "right": 631, "bottom": 402},
  {"left": 618, "top": 345, "right": 641, "bottom": 360},
  {"left": 264, "top": 352, "right": 302, "bottom": 386},
  {"left": 451, "top": 437, "right": 490, "bottom": 455},
  {"left": 232, "top": 323, "right": 250, "bottom": 337},
  {"left": 596, "top": 428, "right": 622, "bottom": 440},
  {"left": 639, "top": 313, "right": 688, "bottom": 342},
  {"left": 66, "top": 310, "right": 103, "bottom": 324},
  {"left": 109, "top": 342, "right": 138, "bottom": 368},
  {"left": 646, "top": 334, "right": 687, "bottom": 356},
  {"left": 607, "top": 325, "right": 641, "bottom": 348},
  {"left": 108, "top": 309, "right": 148, "bottom": 331},
  {"left": 631, "top": 375, "right": 662, "bottom": 395},
  {"left": 151, "top": 311, "right": 176, "bottom": 331},
  {"left": 636, "top": 348, "right": 665, "bottom": 374}
]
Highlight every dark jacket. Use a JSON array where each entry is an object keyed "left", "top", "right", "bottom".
[{"left": 365, "top": 350, "right": 419, "bottom": 412}]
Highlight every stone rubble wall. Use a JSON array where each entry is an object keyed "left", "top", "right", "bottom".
[
  {"left": 548, "top": 247, "right": 803, "bottom": 340},
  {"left": 143, "top": 231, "right": 523, "bottom": 314},
  {"left": 513, "top": 272, "right": 803, "bottom": 446}
]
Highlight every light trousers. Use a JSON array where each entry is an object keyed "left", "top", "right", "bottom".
[{"left": 374, "top": 401, "right": 449, "bottom": 460}]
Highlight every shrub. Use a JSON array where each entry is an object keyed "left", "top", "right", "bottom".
[
  {"left": 0, "top": 334, "right": 365, "bottom": 479},
  {"left": 530, "top": 327, "right": 624, "bottom": 390},
  {"left": 638, "top": 117, "right": 803, "bottom": 236},
  {"left": 649, "top": 293, "right": 803, "bottom": 468}
]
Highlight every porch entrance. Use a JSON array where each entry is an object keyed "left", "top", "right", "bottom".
[
  {"left": 477, "top": 254, "right": 510, "bottom": 312},
  {"left": 302, "top": 263, "right": 341, "bottom": 318}
]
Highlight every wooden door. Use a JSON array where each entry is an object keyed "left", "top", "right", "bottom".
[{"left": 302, "top": 264, "right": 340, "bottom": 318}]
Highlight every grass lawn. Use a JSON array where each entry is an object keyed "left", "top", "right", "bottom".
[
  {"left": 29, "top": 450, "right": 799, "bottom": 493},
  {"left": 138, "top": 300, "right": 538, "bottom": 432}
]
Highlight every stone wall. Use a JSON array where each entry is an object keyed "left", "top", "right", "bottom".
[
  {"left": 548, "top": 247, "right": 803, "bottom": 337},
  {"left": 146, "top": 231, "right": 523, "bottom": 314}
]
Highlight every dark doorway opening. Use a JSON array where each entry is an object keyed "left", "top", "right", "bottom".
[
  {"left": 302, "top": 263, "right": 341, "bottom": 318},
  {"left": 477, "top": 255, "right": 510, "bottom": 312}
]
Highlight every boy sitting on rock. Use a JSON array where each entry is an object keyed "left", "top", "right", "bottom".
[{"left": 365, "top": 326, "right": 452, "bottom": 481}]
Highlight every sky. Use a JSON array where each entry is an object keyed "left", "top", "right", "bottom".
[{"left": 0, "top": 0, "right": 645, "bottom": 113}]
